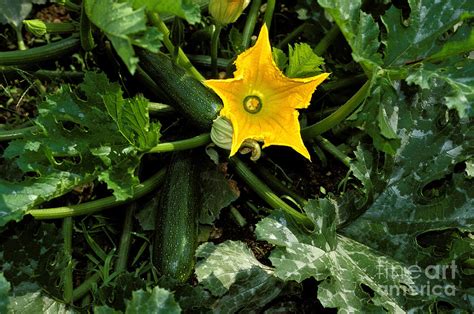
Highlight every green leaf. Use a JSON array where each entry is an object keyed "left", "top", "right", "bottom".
[
  {"left": 286, "top": 43, "right": 324, "bottom": 78},
  {"left": 256, "top": 199, "right": 416, "bottom": 312},
  {"left": 2, "top": 72, "right": 160, "bottom": 224},
  {"left": 156, "top": 277, "right": 215, "bottom": 312},
  {"left": 134, "top": 195, "right": 158, "bottom": 231},
  {"left": 272, "top": 47, "right": 288, "bottom": 72},
  {"left": 199, "top": 158, "right": 239, "bottom": 224},
  {"left": 317, "top": 0, "right": 382, "bottom": 72},
  {"left": 406, "top": 58, "right": 474, "bottom": 118},
  {"left": 342, "top": 84, "right": 474, "bottom": 310},
  {"left": 347, "top": 75, "right": 401, "bottom": 155},
  {"left": 93, "top": 272, "right": 146, "bottom": 311},
  {"left": 229, "top": 27, "right": 244, "bottom": 54},
  {"left": 0, "top": 221, "right": 65, "bottom": 300},
  {"left": 0, "top": 0, "right": 46, "bottom": 28},
  {"left": 0, "top": 172, "right": 86, "bottom": 226},
  {"left": 125, "top": 286, "right": 181, "bottom": 314},
  {"left": 105, "top": 95, "right": 161, "bottom": 151},
  {"left": 131, "top": 28, "right": 164, "bottom": 53},
  {"left": 195, "top": 241, "right": 283, "bottom": 312},
  {"left": 94, "top": 305, "right": 121, "bottom": 314},
  {"left": 129, "top": 0, "right": 201, "bottom": 24},
  {"left": 0, "top": 274, "right": 10, "bottom": 314},
  {"left": 8, "top": 291, "right": 73, "bottom": 313},
  {"left": 426, "top": 22, "right": 474, "bottom": 62},
  {"left": 81, "top": 72, "right": 160, "bottom": 151},
  {"left": 97, "top": 156, "right": 141, "bottom": 200},
  {"left": 466, "top": 159, "right": 474, "bottom": 178},
  {"left": 382, "top": 0, "right": 474, "bottom": 66},
  {"left": 84, "top": 0, "right": 162, "bottom": 74},
  {"left": 344, "top": 83, "right": 474, "bottom": 263}
]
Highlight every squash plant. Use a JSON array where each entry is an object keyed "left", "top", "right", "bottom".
[{"left": 0, "top": 0, "right": 473, "bottom": 312}]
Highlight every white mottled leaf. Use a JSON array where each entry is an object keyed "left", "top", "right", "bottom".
[{"left": 195, "top": 240, "right": 283, "bottom": 312}]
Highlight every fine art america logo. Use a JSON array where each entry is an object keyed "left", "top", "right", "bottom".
[{"left": 376, "top": 260, "right": 458, "bottom": 296}]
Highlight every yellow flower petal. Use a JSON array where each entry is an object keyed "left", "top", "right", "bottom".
[{"left": 204, "top": 24, "right": 329, "bottom": 160}]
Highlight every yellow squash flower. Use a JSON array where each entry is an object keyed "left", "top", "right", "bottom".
[{"left": 205, "top": 24, "right": 329, "bottom": 160}]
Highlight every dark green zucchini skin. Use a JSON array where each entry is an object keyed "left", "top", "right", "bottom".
[
  {"left": 153, "top": 151, "right": 199, "bottom": 282},
  {"left": 136, "top": 50, "right": 222, "bottom": 130}
]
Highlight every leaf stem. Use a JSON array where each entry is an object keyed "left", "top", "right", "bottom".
[
  {"left": 147, "top": 13, "right": 205, "bottom": 81},
  {"left": 313, "top": 25, "right": 340, "bottom": 56},
  {"left": 14, "top": 25, "right": 26, "bottom": 51},
  {"left": 80, "top": 2, "right": 94, "bottom": 51},
  {"left": 302, "top": 80, "right": 370, "bottom": 139},
  {"left": 147, "top": 102, "right": 175, "bottom": 114},
  {"left": 27, "top": 168, "right": 166, "bottom": 219},
  {"left": 115, "top": 203, "right": 136, "bottom": 273},
  {"left": 315, "top": 136, "right": 351, "bottom": 167},
  {"left": 72, "top": 272, "right": 101, "bottom": 301},
  {"left": 187, "top": 54, "right": 230, "bottom": 68},
  {"left": 322, "top": 73, "right": 366, "bottom": 92},
  {"left": 64, "top": 0, "right": 81, "bottom": 12},
  {"left": 242, "top": 0, "right": 262, "bottom": 48},
  {"left": 0, "top": 126, "right": 37, "bottom": 141},
  {"left": 147, "top": 133, "right": 210, "bottom": 153},
  {"left": 230, "top": 157, "right": 312, "bottom": 227},
  {"left": 255, "top": 166, "right": 307, "bottom": 206},
  {"left": 263, "top": 0, "right": 276, "bottom": 30},
  {"left": 276, "top": 22, "right": 307, "bottom": 49},
  {"left": 0, "top": 36, "right": 80, "bottom": 66},
  {"left": 211, "top": 24, "right": 223, "bottom": 77},
  {"left": 63, "top": 217, "right": 74, "bottom": 304},
  {"left": 230, "top": 206, "right": 247, "bottom": 227}
]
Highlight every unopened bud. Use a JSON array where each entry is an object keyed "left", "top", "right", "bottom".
[
  {"left": 23, "top": 19, "right": 47, "bottom": 36},
  {"left": 209, "top": 0, "right": 251, "bottom": 25},
  {"left": 211, "top": 116, "right": 233, "bottom": 150}
]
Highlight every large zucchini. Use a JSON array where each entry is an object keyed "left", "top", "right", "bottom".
[
  {"left": 153, "top": 151, "right": 200, "bottom": 282},
  {"left": 137, "top": 50, "right": 222, "bottom": 130}
]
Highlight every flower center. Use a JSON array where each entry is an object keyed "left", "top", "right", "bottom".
[{"left": 243, "top": 95, "right": 262, "bottom": 114}]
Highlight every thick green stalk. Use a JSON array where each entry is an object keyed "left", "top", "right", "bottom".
[
  {"left": 263, "top": 0, "right": 276, "bottom": 30},
  {"left": 27, "top": 168, "right": 166, "bottom": 219},
  {"left": 34, "top": 69, "right": 85, "bottom": 80},
  {"left": 313, "top": 25, "right": 340, "bottom": 56},
  {"left": 63, "top": 217, "right": 74, "bottom": 304},
  {"left": 230, "top": 157, "right": 312, "bottom": 227},
  {"left": 211, "top": 24, "right": 223, "bottom": 77},
  {"left": 242, "top": 0, "right": 262, "bottom": 48},
  {"left": 147, "top": 133, "right": 211, "bottom": 153},
  {"left": 147, "top": 13, "right": 204, "bottom": 81},
  {"left": 0, "top": 37, "right": 80, "bottom": 66},
  {"left": 315, "top": 136, "right": 351, "bottom": 167},
  {"left": 302, "top": 80, "right": 370, "bottom": 139},
  {"left": 115, "top": 203, "right": 136, "bottom": 273},
  {"left": 72, "top": 272, "right": 101, "bottom": 301}
]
